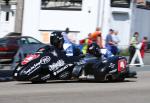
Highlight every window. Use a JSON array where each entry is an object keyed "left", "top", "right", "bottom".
[
  {"left": 0, "top": 38, "right": 7, "bottom": 44},
  {"left": 41, "top": 0, "right": 82, "bottom": 11},
  {"left": 111, "top": 0, "right": 131, "bottom": 8},
  {"left": 20, "top": 38, "right": 28, "bottom": 45},
  {"left": 27, "top": 37, "right": 41, "bottom": 44},
  {"left": 5, "top": 12, "right": 9, "bottom": 21},
  {"left": 136, "top": 0, "right": 150, "bottom": 10}
]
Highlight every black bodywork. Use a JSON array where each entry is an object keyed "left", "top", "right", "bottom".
[{"left": 13, "top": 45, "right": 136, "bottom": 83}]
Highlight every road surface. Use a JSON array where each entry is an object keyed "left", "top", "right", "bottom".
[{"left": 0, "top": 71, "right": 150, "bottom": 103}]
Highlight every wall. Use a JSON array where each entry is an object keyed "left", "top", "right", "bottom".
[
  {"left": 110, "top": 8, "right": 132, "bottom": 48},
  {"left": 39, "top": 0, "right": 100, "bottom": 41},
  {"left": 22, "top": 0, "right": 99, "bottom": 43},
  {"left": 22, "top": 0, "right": 41, "bottom": 41},
  {"left": 0, "top": 5, "right": 16, "bottom": 38},
  {"left": 22, "top": 0, "right": 112, "bottom": 44},
  {"left": 132, "top": 8, "right": 150, "bottom": 41}
]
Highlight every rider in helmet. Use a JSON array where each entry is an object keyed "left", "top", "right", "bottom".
[
  {"left": 50, "top": 30, "right": 82, "bottom": 56},
  {"left": 50, "top": 31, "right": 64, "bottom": 50},
  {"left": 87, "top": 43, "right": 102, "bottom": 57}
]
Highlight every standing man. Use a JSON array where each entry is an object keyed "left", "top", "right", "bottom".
[
  {"left": 112, "top": 31, "right": 120, "bottom": 46},
  {"left": 105, "top": 29, "right": 117, "bottom": 55},
  {"left": 112, "top": 31, "right": 120, "bottom": 54},
  {"left": 129, "top": 32, "right": 139, "bottom": 63}
]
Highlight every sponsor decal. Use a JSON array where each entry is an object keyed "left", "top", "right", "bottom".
[
  {"left": 49, "top": 59, "right": 65, "bottom": 72},
  {"left": 21, "top": 54, "right": 40, "bottom": 65},
  {"left": 40, "top": 56, "right": 51, "bottom": 64},
  {"left": 118, "top": 59, "right": 126, "bottom": 72},
  {"left": 41, "top": 74, "right": 50, "bottom": 80},
  {"left": 109, "top": 63, "right": 115, "bottom": 68},
  {"left": 120, "top": 61, "right": 125, "bottom": 69},
  {"left": 24, "top": 63, "right": 41, "bottom": 75},
  {"left": 16, "top": 66, "right": 21, "bottom": 71},
  {"left": 24, "top": 56, "right": 51, "bottom": 75},
  {"left": 29, "top": 75, "right": 39, "bottom": 80},
  {"left": 14, "top": 73, "right": 18, "bottom": 76},
  {"left": 24, "top": 60, "right": 41, "bottom": 75},
  {"left": 53, "top": 64, "right": 73, "bottom": 75},
  {"left": 59, "top": 71, "right": 70, "bottom": 79}
]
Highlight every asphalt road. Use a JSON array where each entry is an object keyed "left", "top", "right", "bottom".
[
  {"left": 0, "top": 70, "right": 150, "bottom": 103},
  {"left": 0, "top": 53, "right": 150, "bottom": 103}
]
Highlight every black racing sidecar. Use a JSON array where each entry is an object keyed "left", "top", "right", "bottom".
[{"left": 13, "top": 45, "right": 136, "bottom": 83}]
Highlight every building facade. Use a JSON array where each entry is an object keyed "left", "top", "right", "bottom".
[{"left": 1, "top": 0, "right": 150, "bottom": 48}]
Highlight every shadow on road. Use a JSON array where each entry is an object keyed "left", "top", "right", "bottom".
[{"left": 15, "top": 79, "right": 137, "bottom": 85}]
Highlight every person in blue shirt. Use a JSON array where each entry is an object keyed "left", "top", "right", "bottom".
[{"left": 105, "top": 29, "right": 118, "bottom": 55}]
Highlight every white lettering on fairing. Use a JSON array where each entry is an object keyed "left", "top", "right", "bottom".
[
  {"left": 56, "top": 64, "right": 73, "bottom": 74},
  {"left": 49, "top": 60, "right": 65, "bottom": 72},
  {"left": 25, "top": 61, "right": 41, "bottom": 75},
  {"left": 25, "top": 56, "right": 51, "bottom": 75},
  {"left": 40, "top": 56, "right": 51, "bottom": 64}
]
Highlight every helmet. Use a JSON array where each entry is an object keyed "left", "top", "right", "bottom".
[
  {"left": 87, "top": 43, "right": 101, "bottom": 57},
  {"left": 50, "top": 31, "right": 64, "bottom": 49}
]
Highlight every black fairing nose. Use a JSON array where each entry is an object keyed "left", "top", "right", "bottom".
[
  {"left": 13, "top": 65, "right": 41, "bottom": 81},
  {"left": 13, "top": 69, "right": 29, "bottom": 81}
]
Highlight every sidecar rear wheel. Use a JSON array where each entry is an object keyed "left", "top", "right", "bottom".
[{"left": 94, "top": 67, "right": 108, "bottom": 82}]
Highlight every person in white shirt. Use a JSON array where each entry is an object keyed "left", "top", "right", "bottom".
[
  {"left": 111, "top": 31, "right": 120, "bottom": 55},
  {"left": 112, "top": 31, "right": 120, "bottom": 46}
]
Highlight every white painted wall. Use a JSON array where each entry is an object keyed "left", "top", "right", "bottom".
[
  {"left": 22, "top": 0, "right": 41, "bottom": 41},
  {"left": 39, "top": 0, "right": 100, "bottom": 40},
  {"left": 132, "top": 8, "right": 150, "bottom": 41},
  {"left": 0, "top": 5, "right": 16, "bottom": 38},
  {"left": 23, "top": 0, "right": 112, "bottom": 43},
  {"left": 110, "top": 7, "right": 132, "bottom": 48},
  {"left": 101, "top": 0, "right": 111, "bottom": 39}
]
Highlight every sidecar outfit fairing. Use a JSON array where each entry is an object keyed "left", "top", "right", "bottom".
[
  {"left": 13, "top": 45, "right": 136, "bottom": 83},
  {"left": 13, "top": 32, "right": 136, "bottom": 82},
  {"left": 13, "top": 46, "right": 80, "bottom": 82}
]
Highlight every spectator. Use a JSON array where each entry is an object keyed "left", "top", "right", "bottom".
[
  {"left": 140, "top": 36, "right": 148, "bottom": 59},
  {"left": 80, "top": 33, "right": 93, "bottom": 54},
  {"left": 91, "top": 27, "right": 103, "bottom": 48},
  {"left": 112, "top": 31, "right": 120, "bottom": 54},
  {"left": 129, "top": 32, "right": 139, "bottom": 63},
  {"left": 105, "top": 29, "right": 118, "bottom": 55},
  {"left": 112, "top": 31, "right": 120, "bottom": 46}
]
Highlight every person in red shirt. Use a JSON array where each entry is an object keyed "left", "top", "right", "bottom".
[{"left": 140, "top": 37, "right": 148, "bottom": 58}]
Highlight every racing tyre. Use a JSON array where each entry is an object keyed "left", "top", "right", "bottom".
[{"left": 94, "top": 64, "right": 108, "bottom": 82}]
